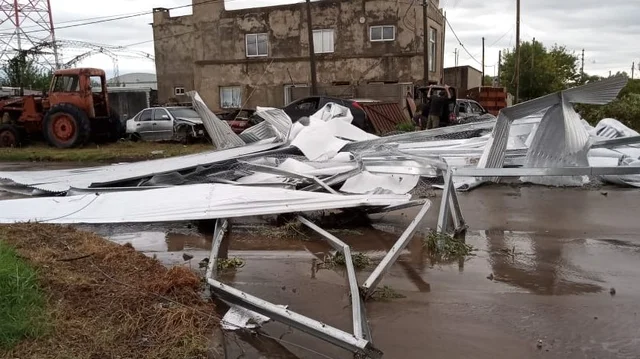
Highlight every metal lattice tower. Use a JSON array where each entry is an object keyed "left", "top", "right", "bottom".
[{"left": 0, "top": 0, "right": 59, "bottom": 69}]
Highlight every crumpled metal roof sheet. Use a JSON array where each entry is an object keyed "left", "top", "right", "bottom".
[
  {"left": 188, "top": 91, "right": 246, "bottom": 149},
  {"left": 0, "top": 183, "right": 411, "bottom": 224},
  {"left": 360, "top": 102, "right": 410, "bottom": 135},
  {"left": 0, "top": 142, "right": 282, "bottom": 193}
]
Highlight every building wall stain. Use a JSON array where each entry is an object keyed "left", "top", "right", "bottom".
[{"left": 153, "top": 0, "right": 445, "bottom": 109}]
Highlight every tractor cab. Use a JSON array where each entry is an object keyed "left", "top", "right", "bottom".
[{"left": 47, "top": 68, "right": 111, "bottom": 119}]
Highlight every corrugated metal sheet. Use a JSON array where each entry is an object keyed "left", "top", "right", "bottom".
[{"left": 360, "top": 102, "right": 410, "bottom": 135}]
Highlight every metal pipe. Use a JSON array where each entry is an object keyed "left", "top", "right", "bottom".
[
  {"left": 362, "top": 200, "right": 432, "bottom": 298},
  {"left": 436, "top": 170, "right": 453, "bottom": 233}
]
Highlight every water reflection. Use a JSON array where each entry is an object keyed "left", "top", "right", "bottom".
[{"left": 484, "top": 229, "right": 603, "bottom": 295}]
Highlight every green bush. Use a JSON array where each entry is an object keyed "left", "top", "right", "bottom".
[{"left": 576, "top": 79, "right": 640, "bottom": 131}]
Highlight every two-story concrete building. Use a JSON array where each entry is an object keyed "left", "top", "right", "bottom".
[{"left": 152, "top": 0, "right": 446, "bottom": 110}]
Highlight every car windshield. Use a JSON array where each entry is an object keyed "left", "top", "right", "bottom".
[{"left": 168, "top": 108, "right": 200, "bottom": 118}]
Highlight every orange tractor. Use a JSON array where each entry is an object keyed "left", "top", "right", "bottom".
[{"left": 0, "top": 68, "right": 123, "bottom": 148}]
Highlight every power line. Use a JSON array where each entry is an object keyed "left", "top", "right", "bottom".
[
  {"left": 444, "top": 18, "right": 482, "bottom": 66},
  {"left": 1, "top": 0, "right": 238, "bottom": 36}
]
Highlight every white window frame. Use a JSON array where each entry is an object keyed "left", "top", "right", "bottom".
[
  {"left": 369, "top": 25, "right": 395, "bottom": 42},
  {"left": 245, "top": 33, "right": 269, "bottom": 57},
  {"left": 313, "top": 29, "right": 335, "bottom": 54},
  {"left": 429, "top": 27, "right": 437, "bottom": 72},
  {"left": 220, "top": 86, "right": 242, "bottom": 109},
  {"left": 174, "top": 87, "right": 185, "bottom": 95}
]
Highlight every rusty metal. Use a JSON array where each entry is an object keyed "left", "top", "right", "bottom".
[
  {"left": 0, "top": 67, "right": 116, "bottom": 148},
  {"left": 0, "top": 128, "right": 17, "bottom": 147},
  {"left": 360, "top": 102, "right": 410, "bottom": 135},
  {"left": 51, "top": 113, "right": 76, "bottom": 141}
]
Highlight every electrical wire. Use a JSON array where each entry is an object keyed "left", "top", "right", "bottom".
[
  {"left": 3, "top": 0, "right": 240, "bottom": 36},
  {"left": 444, "top": 18, "right": 482, "bottom": 66}
]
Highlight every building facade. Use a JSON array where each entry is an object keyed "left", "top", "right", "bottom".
[{"left": 152, "top": 0, "right": 446, "bottom": 110}]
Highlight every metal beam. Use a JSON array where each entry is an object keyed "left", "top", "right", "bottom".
[
  {"left": 592, "top": 136, "right": 640, "bottom": 149},
  {"left": 362, "top": 200, "right": 432, "bottom": 298},
  {"left": 208, "top": 278, "right": 382, "bottom": 358},
  {"left": 298, "top": 216, "right": 364, "bottom": 339},
  {"left": 453, "top": 166, "right": 640, "bottom": 177}
]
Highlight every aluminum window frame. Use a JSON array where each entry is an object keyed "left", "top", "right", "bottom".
[
  {"left": 245, "top": 33, "right": 269, "bottom": 57},
  {"left": 219, "top": 86, "right": 243, "bottom": 109},
  {"left": 313, "top": 28, "right": 335, "bottom": 54},
  {"left": 429, "top": 27, "right": 437, "bottom": 72},
  {"left": 369, "top": 25, "right": 395, "bottom": 42}
]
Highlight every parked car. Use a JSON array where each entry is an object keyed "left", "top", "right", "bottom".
[
  {"left": 215, "top": 108, "right": 257, "bottom": 134},
  {"left": 282, "top": 96, "right": 378, "bottom": 132},
  {"left": 455, "top": 99, "right": 496, "bottom": 123},
  {"left": 126, "top": 106, "right": 207, "bottom": 143}
]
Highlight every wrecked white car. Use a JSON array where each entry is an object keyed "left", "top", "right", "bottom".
[{"left": 126, "top": 107, "right": 207, "bottom": 143}]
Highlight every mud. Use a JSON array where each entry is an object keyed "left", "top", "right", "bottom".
[{"left": 2, "top": 175, "right": 640, "bottom": 358}]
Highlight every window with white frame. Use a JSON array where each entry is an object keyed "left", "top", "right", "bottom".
[
  {"left": 220, "top": 86, "right": 242, "bottom": 108},
  {"left": 174, "top": 87, "right": 185, "bottom": 95},
  {"left": 429, "top": 27, "right": 437, "bottom": 72},
  {"left": 245, "top": 33, "right": 268, "bottom": 57},
  {"left": 370, "top": 25, "right": 395, "bottom": 42},
  {"left": 313, "top": 29, "right": 335, "bottom": 53}
]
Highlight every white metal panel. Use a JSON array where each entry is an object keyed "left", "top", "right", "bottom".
[{"left": 0, "top": 183, "right": 410, "bottom": 224}]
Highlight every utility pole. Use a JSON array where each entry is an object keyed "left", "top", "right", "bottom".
[
  {"left": 482, "top": 37, "right": 485, "bottom": 84},
  {"left": 581, "top": 49, "right": 585, "bottom": 81},
  {"left": 498, "top": 50, "right": 502, "bottom": 86},
  {"left": 632, "top": 62, "right": 635, "bottom": 80},
  {"left": 423, "top": 0, "right": 429, "bottom": 85},
  {"left": 305, "top": 0, "right": 318, "bottom": 95},
  {"left": 515, "top": 0, "right": 521, "bottom": 104},
  {"left": 454, "top": 48, "right": 458, "bottom": 66}
]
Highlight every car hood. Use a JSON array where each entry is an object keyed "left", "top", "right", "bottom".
[{"left": 175, "top": 117, "right": 203, "bottom": 125}]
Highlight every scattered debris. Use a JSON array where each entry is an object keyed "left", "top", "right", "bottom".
[
  {"left": 372, "top": 286, "right": 407, "bottom": 301},
  {"left": 182, "top": 253, "right": 194, "bottom": 261},
  {"left": 487, "top": 273, "right": 494, "bottom": 281},
  {"left": 423, "top": 231, "right": 474, "bottom": 262},
  {"left": 324, "top": 251, "right": 372, "bottom": 269},
  {"left": 610, "top": 287, "right": 617, "bottom": 296},
  {"left": 216, "top": 258, "right": 244, "bottom": 271},
  {"left": 537, "top": 339, "right": 543, "bottom": 349}
]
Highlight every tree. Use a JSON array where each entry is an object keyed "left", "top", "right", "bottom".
[
  {"left": 576, "top": 78, "right": 640, "bottom": 130},
  {"left": 500, "top": 41, "right": 580, "bottom": 101},
  {"left": 483, "top": 75, "right": 494, "bottom": 86},
  {"left": 0, "top": 52, "right": 52, "bottom": 93}
]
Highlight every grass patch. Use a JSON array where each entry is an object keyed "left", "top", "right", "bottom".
[
  {"left": 323, "top": 251, "right": 372, "bottom": 270},
  {"left": 216, "top": 257, "right": 245, "bottom": 271},
  {"left": 0, "top": 224, "right": 221, "bottom": 359},
  {"left": 423, "top": 231, "right": 474, "bottom": 262},
  {"left": 0, "top": 141, "right": 212, "bottom": 162},
  {"left": 371, "top": 285, "right": 406, "bottom": 301},
  {"left": 0, "top": 241, "right": 48, "bottom": 349}
]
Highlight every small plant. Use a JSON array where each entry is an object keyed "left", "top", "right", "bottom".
[
  {"left": 255, "top": 221, "right": 307, "bottom": 240},
  {"left": 322, "top": 251, "right": 372, "bottom": 270},
  {"left": 423, "top": 231, "right": 474, "bottom": 262},
  {"left": 396, "top": 122, "right": 416, "bottom": 132},
  {"left": 216, "top": 257, "right": 244, "bottom": 271},
  {"left": 371, "top": 285, "right": 406, "bottom": 301}
]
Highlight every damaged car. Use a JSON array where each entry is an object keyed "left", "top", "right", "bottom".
[{"left": 126, "top": 107, "right": 208, "bottom": 143}]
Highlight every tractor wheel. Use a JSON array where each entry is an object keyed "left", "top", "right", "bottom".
[
  {"left": 0, "top": 124, "right": 22, "bottom": 148},
  {"left": 43, "top": 104, "right": 91, "bottom": 148}
]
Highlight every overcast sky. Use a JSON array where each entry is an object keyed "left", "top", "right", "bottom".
[{"left": 2, "top": 0, "right": 635, "bottom": 79}]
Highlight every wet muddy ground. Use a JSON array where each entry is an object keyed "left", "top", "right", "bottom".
[
  {"left": 72, "top": 186, "right": 640, "bottom": 359},
  {"left": 1, "top": 161, "right": 640, "bottom": 358}
]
